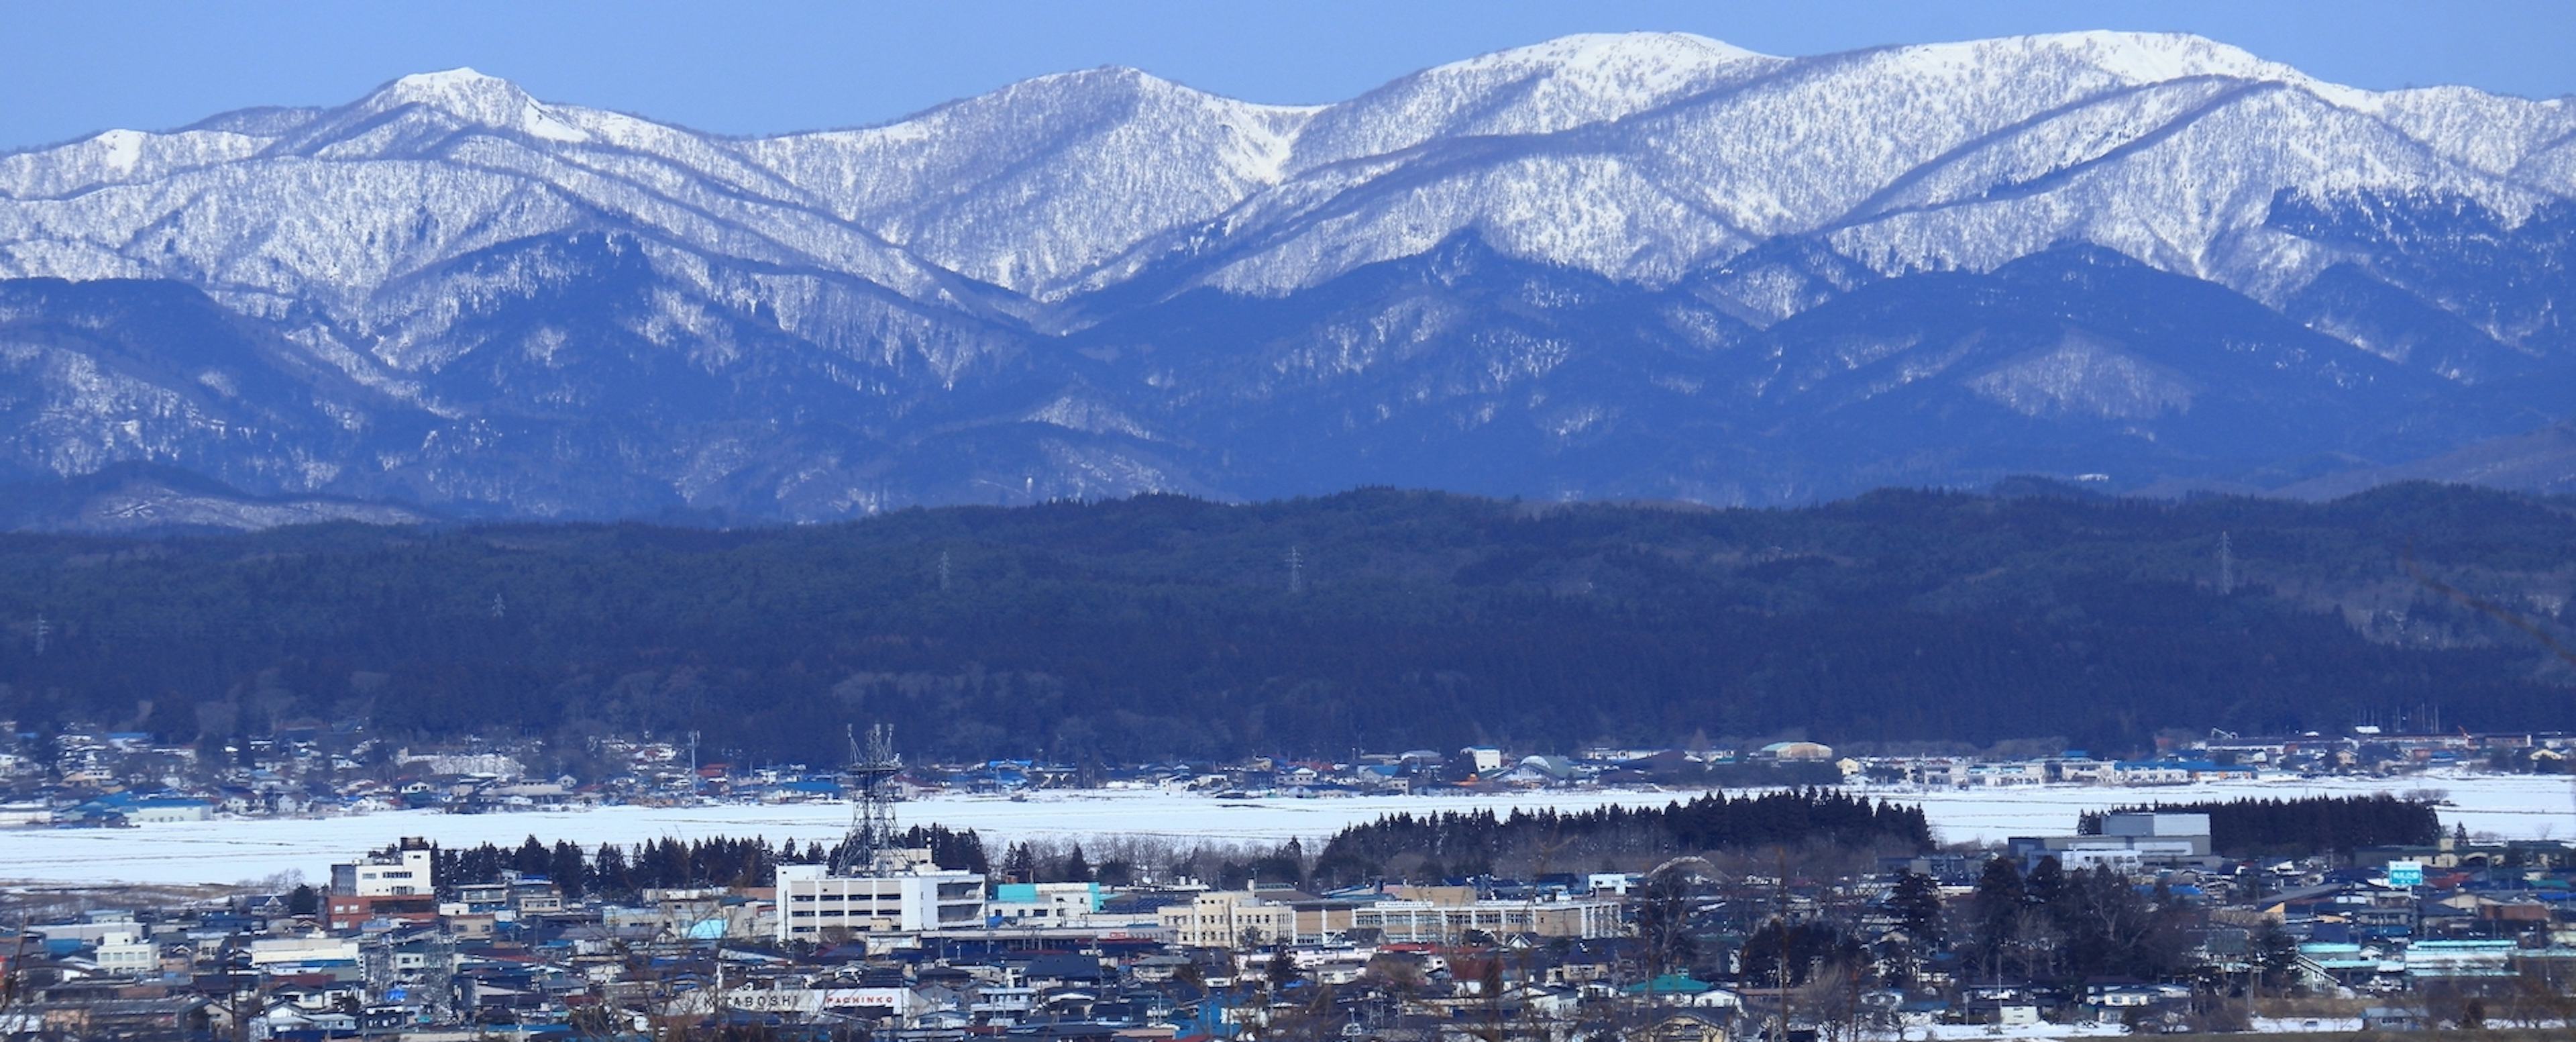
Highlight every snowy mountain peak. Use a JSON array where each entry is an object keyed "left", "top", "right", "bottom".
[
  {"left": 375, "top": 67, "right": 524, "bottom": 109},
  {"left": 1001, "top": 64, "right": 1319, "bottom": 122},
  {"left": 353, "top": 66, "right": 591, "bottom": 142},
  {"left": 2013, "top": 30, "right": 2274, "bottom": 79},
  {"left": 0, "top": 29, "right": 2568, "bottom": 521},
  {"left": 1428, "top": 31, "right": 1781, "bottom": 106},
  {"left": 1450, "top": 31, "right": 1774, "bottom": 73},
  {"left": 1880, "top": 30, "right": 2371, "bottom": 105}
]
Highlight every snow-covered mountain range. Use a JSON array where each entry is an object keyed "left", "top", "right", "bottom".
[{"left": 2, "top": 31, "right": 2571, "bottom": 526}]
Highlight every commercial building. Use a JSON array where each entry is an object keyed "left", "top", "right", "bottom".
[
  {"left": 1158, "top": 890, "right": 1355, "bottom": 947},
  {"left": 332, "top": 837, "right": 435, "bottom": 896},
  {"left": 773, "top": 859, "right": 986, "bottom": 943},
  {"left": 1352, "top": 892, "right": 1623, "bottom": 942},
  {"left": 989, "top": 882, "right": 1105, "bottom": 927},
  {"left": 324, "top": 836, "right": 441, "bottom": 929},
  {"left": 2008, "top": 812, "right": 2213, "bottom": 870}
]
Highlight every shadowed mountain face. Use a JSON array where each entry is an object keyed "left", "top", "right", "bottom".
[
  {"left": 3, "top": 484, "right": 2573, "bottom": 760},
  {"left": 1, "top": 32, "right": 2573, "bottom": 525}
]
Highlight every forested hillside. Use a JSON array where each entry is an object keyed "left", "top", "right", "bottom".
[{"left": 0, "top": 483, "right": 2571, "bottom": 763}]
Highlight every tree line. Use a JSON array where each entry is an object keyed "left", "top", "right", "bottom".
[
  {"left": 1308, "top": 790, "right": 1932, "bottom": 884},
  {"left": 411, "top": 824, "right": 991, "bottom": 902},
  {"left": 347, "top": 791, "right": 1927, "bottom": 903},
  {"left": 1966, "top": 855, "right": 2197, "bottom": 983},
  {"left": 4, "top": 483, "right": 2571, "bottom": 763}
]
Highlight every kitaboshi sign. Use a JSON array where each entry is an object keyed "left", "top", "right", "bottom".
[{"left": 724, "top": 987, "right": 912, "bottom": 1014}]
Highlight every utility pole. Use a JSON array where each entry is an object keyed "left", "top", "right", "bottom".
[
  {"left": 1777, "top": 847, "right": 1793, "bottom": 1042},
  {"left": 687, "top": 731, "right": 702, "bottom": 797}
]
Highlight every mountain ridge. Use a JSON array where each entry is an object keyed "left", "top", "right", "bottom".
[{"left": 0, "top": 30, "right": 2571, "bottom": 526}]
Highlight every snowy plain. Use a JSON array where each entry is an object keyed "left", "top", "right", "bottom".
[{"left": 3, "top": 775, "right": 2570, "bottom": 887}]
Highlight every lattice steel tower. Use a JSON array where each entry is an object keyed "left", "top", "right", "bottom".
[{"left": 829, "top": 724, "right": 904, "bottom": 876}]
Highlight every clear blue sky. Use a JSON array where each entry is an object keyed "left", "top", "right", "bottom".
[{"left": 4, "top": 0, "right": 2570, "bottom": 151}]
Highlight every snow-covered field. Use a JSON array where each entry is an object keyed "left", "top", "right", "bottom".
[{"left": 4, "top": 775, "right": 2570, "bottom": 887}]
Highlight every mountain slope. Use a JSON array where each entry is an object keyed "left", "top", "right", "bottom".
[
  {"left": 5, "top": 486, "right": 2573, "bottom": 759},
  {"left": 0, "top": 31, "right": 2571, "bottom": 523}
]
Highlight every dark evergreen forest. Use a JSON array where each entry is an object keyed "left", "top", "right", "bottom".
[
  {"left": 0, "top": 482, "right": 2571, "bottom": 762},
  {"left": 1307, "top": 790, "right": 1931, "bottom": 884}
]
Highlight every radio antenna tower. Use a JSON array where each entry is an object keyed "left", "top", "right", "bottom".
[
  {"left": 2218, "top": 531, "right": 2236, "bottom": 596},
  {"left": 938, "top": 551, "right": 952, "bottom": 592},
  {"left": 830, "top": 724, "right": 904, "bottom": 877},
  {"left": 1287, "top": 546, "right": 1304, "bottom": 594}
]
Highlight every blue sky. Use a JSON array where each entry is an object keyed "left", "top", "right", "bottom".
[{"left": 3, "top": 0, "right": 2570, "bottom": 151}]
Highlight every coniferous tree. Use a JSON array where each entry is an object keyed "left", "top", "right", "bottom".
[
  {"left": 1970, "top": 857, "right": 2026, "bottom": 977},
  {"left": 593, "top": 843, "right": 631, "bottom": 898},
  {"left": 514, "top": 835, "right": 550, "bottom": 877},
  {"left": 549, "top": 840, "right": 588, "bottom": 900},
  {"left": 1889, "top": 870, "right": 1943, "bottom": 949}
]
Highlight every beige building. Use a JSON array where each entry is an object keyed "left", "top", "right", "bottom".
[
  {"left": 1353, "top": 887, "right": 1622, "bottom": 942},
  {"left": 1157, "top": 890, "right": 1354, "bottom": 947}
]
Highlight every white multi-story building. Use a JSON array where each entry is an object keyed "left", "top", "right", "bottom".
[
  {"left": 773, "top": 862, "right": 985, "bottom": 943},
  {"left": 95, "top": 933, "right": 158, "bottom": 975},
  {"left": 989, "top": 882, "right": 1104, "bottom": 926},
  {"left": 331, "top": 837, "right": 434, "bottom": 896}
]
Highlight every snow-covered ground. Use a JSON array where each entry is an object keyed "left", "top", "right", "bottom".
[
  {"left": 3, "top": 774, "right": 2569, "bottom": 887},
  {"left": 1921, "top": 1023, "right": 2131, "bottom": 1040}
]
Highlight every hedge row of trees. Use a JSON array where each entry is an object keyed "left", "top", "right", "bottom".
[
  {"left": 1309, "top": 790, "right": 1932, "bottom": 884},
  {"left": 420, "top": 824, "right": 991, "bottom": 902}
]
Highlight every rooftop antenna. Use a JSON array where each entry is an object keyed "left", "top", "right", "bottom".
[{"left": 830, "top": 724, "right": 904, "bottom": 877}]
